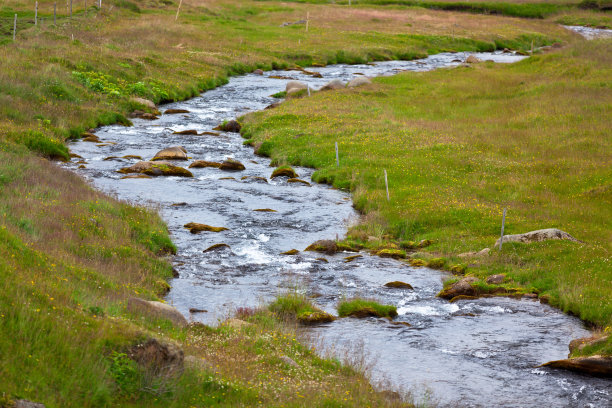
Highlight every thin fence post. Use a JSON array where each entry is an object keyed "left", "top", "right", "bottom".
[
  {"left": 35, "top": 2, "right": 38, "bottom": 26},
  {"left": 499, "top": 208, "right": 507, "bottom": 250},
  {"left": 54, "top": 2, "right": 57, "bottom": 25},
  {"left": 307, "top": 86, "right": 311, "bottom": 97},
  {"left": 384, "top": 169, "right": 389, "bottom": 202},
  {"left": 175, "top": 0, "right": 183, "bottom": 21},
  {"left": 335, "top": 142, "right": 339, "bottom": 167},
  {"left": 306, "top": 12, "right": 309, "bottom": 32},
  {"left": 70, "top": 0, "right": 73, "bottom": 18},
  {"left": 530, "top": 40, "right": 534, "bottom": 55},
  {"left": 84, "top": 0, "right": 87, "bottom": 16},
  {"left": 13, "top": 14, "right": 17, "bottom": 41}
]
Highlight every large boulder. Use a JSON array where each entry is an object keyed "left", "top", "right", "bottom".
[
  {"left": 118, "top": 161, "right": 193, "bottom": 177},
  {"left": 128, "top": 338, "right": 184, "bottom": 376},
  {"left": 320, "top": 79, "right": 345, "bottom": 91},
  {"left": 130, "top": 97, "right": 156, "bottom": 110},
  {"left": 540, "top": 356, "right": 612, "bottom": 377},
  {"left": 189, "top": 160, "right": 221, "bottom": 168},
  {"left": 347, "top": 76, "right": 372, "bottom": 88},
  {"left": 285, "top": 81, "right": 308, "bottom": 93},
  {"left": 127, "top": 297, "right": 188, "bottom": 327},
  {"left": 152, "top": 146, "right": 188, "bottom": 161},
  {"left": 305, "top": 240, "right": 338, "bottom": 255},
  {"left": 494, "top": 228, "right": 579, "bottom": 247},
  {"left": 214, "top": 120, "right": 241, "bottom": 133},
  {"left": 465, "top": 55, "right": 482, "bottom": 64},
  {"left": 438, "top": 277, "right": 479, "bottom": 300}
]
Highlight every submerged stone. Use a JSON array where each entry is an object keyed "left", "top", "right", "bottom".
[
  {"left": 384, "top": 281, "right": 413, "bottom": 289},
  {"left": 189, "top": 160, "right": 221, "bottom": 168},
  {"left": 281, "top": 249, "right": 299, "bottom": 255},
  {"left": 152, "top": 146, "right": 188, "bottom": 161},
  {"left": 305, "top": 240, "right": 337, "bottom": 255},
  {"left": 219, "top": 158, "right": 245, "bottom": 171},
  {"left": 184, "top": 222, "right": 228, "bottom": 233},
  {"left": 173, "top": 129, "right": 198, "bottom": 135}
]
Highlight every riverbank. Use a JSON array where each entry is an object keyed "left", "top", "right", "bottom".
[{"left": 240, "top": 39, "right": 612, "bottom": 356}]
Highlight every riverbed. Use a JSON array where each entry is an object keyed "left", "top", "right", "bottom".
[{"left": 67, "top": 51, "right": 611, "bottom": 407}]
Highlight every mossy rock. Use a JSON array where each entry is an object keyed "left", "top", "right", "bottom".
[
  {"left": 151, "top": 146, "right": 188, "bottom": 161},
  {"left": 219, "top": 158, "right": 245, "bottom": 171},
  {"left": 122, "top": 155, "right": 143, "bottom": 160},
  {"left": 203, "top": 243, "right": 231, "bottom": 252},
  {"left": 450, "top": 264, "right": 467, "bottom": 275},
  {"left": 189, "top": 160, "right": 221, "bottom": 168},
  {"left": 287, "top": 178, "right": 310, "bottom": 186},
  {"left": 305, "top": 240, "right": 337, "bottom": 255},
  {"left": 281, "top": 249, "right": 299, "bottom": 255},
  {"left": 165, "top": 109, "right": 190, "bottom": 114},
  {"left": 213, "top": 120, "right": 241, "bottom": 133},
  {"left": 427, "top": 258, "right": 445, "bottom": 269},
  {"left": 449, "top": 295, "right": 479, "bottom": 303},
  {"left": 118, "top": 161, "right": 193, "bottom": 177},
  {"left": 344, "top": 255, "right": 362, "bottom": 263},
  {"left": 173, "top": 129, "right": 198, "bottom": 135},
  {"left": 254, "top": 208, "right": 276, "bottom": 212},
  {"left": 297, "top": 311, "right": 336, "bottom": 325},
  {"left": 400, "top": 240, "right": 416, "bottom": 250},
  {"left": 376, "top": 249, "right": 406, "bottom": 259},
  {"left": 184, "top": 223, "right": 228, "bottom": 234},
  {"left": 315, "top": 257, "right": 328, "bottom": 263},
  {"left": 271, "top": 166, "right": 298, "bottom": 179},
  {"left": 384, "top": 281, "right": 413, "bottom": 290},
  {"left": 81, "top": 132, "right": 101, "bottom": 142},
  {"left": 409, "top": 258, "right": 427, "bottom": 267},
  {"left": 337, "top": 242, "right": 361, "bottom": 252},
  {"left": 338, "top": 299, "right": 398, "bottom": 319}
]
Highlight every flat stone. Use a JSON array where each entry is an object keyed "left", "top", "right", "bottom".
[
  {"left": 495, "top": 228, "right": 579, "bottom": 247},
  {"left": 540, "top": 355, "right": 612, "bottom": 377},
  {"left": 127, "top": 297, "right": 188, "bottom": 327}
]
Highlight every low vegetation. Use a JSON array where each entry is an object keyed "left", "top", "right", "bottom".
[
  {"left": 338, "top": 298, "right": 399, "bottom": 318},
  {"left": 268, "top": 292, "right": 336, "bottom": 324},
  {"left": 241, "top": 40, "right": 612, "bottom": 355}
]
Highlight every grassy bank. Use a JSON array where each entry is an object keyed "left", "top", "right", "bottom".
[{"left": 240, "top": 40, "right": 612, "bottom": 354}]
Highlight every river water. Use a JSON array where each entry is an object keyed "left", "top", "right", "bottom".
[{"left": 67, "top": 51, "right": 611, "bottom": 407}]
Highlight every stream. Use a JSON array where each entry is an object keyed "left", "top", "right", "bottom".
[{"left": 67, "top": 51, "right": 611, "bottom": 407}]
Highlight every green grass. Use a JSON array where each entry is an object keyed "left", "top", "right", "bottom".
[
  {"left": 240, "top": 40, "right": 612, "bottom": 349},
  {"left": 268, "top": 292, "right": 335, "bottom": 323},
  {"left": 337, "top": 298, "right": 398, "bottom": 318}
]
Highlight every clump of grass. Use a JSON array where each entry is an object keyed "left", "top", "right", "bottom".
[
  {"left": 269, "top": 292, "right": 335, "bottom": 324},
  {"left": 338, "top": 298, "right": 398, "bottom": 318}
]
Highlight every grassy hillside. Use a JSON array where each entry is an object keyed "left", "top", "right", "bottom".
[{"left": 241, "top": 40, "right": 612, "bottom": 354}]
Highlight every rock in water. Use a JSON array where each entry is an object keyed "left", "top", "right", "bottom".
[
  {"left": 540, "top": 356, "right": 612, "bottom": 377},
  {"left": 184, "top": 222, "right": 228, "bottom": 233},
  {"left": 347, "top": 76, "right": 372, "bottom": 87},
  {"left": 189, "top": 160, "right": 221, "bottom": 168},
  {"left": 152, "top": 146, "right": 188, "bottom": 161},
  {"left": 173, "top": 129, "right": 198, "bottom": 135},
  {"left": 165, "top": 109, "right": 190, "bottom": 114},
  {"left": 271, "top": 166, "right": 298, "bottom": 178},
  {"left": 213, "top": 120, "right": 241, "bottom": 133},
  {"left": 494, "top": 228, "right": 579, "bottom": 247},
  {"left": 127, "top": 297, "right": 188, "bottom": 327},
  {"left": 305, "top": 240, "right": 338, "bottom": 255},
  {"left": 219, "top": 158, "right": 246, "bottom": 171},
  {"left": 253, "top": 69, "right": 264, "bottom": 75},
  {"left": 118, "top": 161, "right": 193, "bottom": 177},
  {"left": 384, "top": 281, "right": 414, "bottom": 289}
]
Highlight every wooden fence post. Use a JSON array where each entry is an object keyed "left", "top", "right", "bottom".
[
  {"left": 335, "top": 142, "right": 339, "bottom": 167},
  {"left": 35, "top": 2, "right": 38, "bottom": 26},
  {"left": 306, "top": 12, "right": 309, "bottom": 32},
  {"left": 384, "top": 169, "right": 390, "bottom": 201},
  {"left": 54, "top": 2, "right": 57, "bottom": 25},
  {"left": 175, "top": 0, "right": 183, "bottom": 21},
  {"left": 13, "top": 14, "right": 17, "bottom": 41},
  {"left": 70, "top": 0, "right": 73, "bottom": 18},
  {"left": 499, "top": 208, "right": 507, "bottom": 250}
]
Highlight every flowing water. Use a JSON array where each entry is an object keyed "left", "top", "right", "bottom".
[
  {"left": 67, "top": 51, "right": 611, "bottom": 407},
  {"left": 564, "top": 25, "right": 612, "bottom": 40}
]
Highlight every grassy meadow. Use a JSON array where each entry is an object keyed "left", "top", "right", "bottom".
[
  {"left": 0, "top": 0, "right": 609, "bottom": 404},
  {"left": 241, "top": 40, "right": 612, "bottom": 352}
]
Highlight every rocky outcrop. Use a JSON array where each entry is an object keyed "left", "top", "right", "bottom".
[
  {"left": 438, "top": 277, "right": 479, "bottom": 300},
  {"left": 285, "top": 81, "right": 307, "bottom": 93},
  {"left": 347, "top": 76, "right": 372, "bottom": 88},
  {"left": 219, "top": 159, "right": 245, "bottom": 171},
  {"left": 189, "top": 160, "right": 221, "bottom": 168},
  {"left": 305, "top": 240, "right": 338, "bottom": 255},
  {"left": 486, "top": 274, "right": 505, "bottom": 284},
  {"left": 184, "top": 222, "right": 228, "bottom": 233},
  {"left": 540, "top": 356, "right": 612, "bottom": 377},
  {"left": 320, "top": 79, "right": 345, "bottom": 91},
  {"left": 494, "top": 228, "right": 579, "bottom": 247},
  {"left": 127, "top": 297, "right": 188, "bottom": 327},
  {"left": 214, "top": 120, "right": 241, "bottom": 133},
  {"left": 152, "top": 146, "right": 188, "bottom": 161},
  {"left": 118, "top": 161, "right": 193, "bottom": 177},
  {"left": 128, "top": 338, "right": 184, "bottom": 376}
]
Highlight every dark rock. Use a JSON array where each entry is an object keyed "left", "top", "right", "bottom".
[
  {"left": 213, "top": 120, "right": 241, "bottom": 133},
  {"left": 173, "top": 129, "right": 198, "bottom": 135},
  {"left": 165, "top": 109, "right": 190, "bottom": 114},
  {"left": 219, "top": 158, "right": 245, "bottom": 171},
  {"left": 271, "top": 166, "right": 298, "bottom": 178},
  {"left": 438, "top": 277, "right": 479, "bottom": 300},
  {"left": 384, "top": 281, "right": 413, "bottom": 289},
  {"left": 203, "top": 243, "right": 231, "bottom": 252},
  {"left": 254, "top": 208, "right": 276, "bottom": 212},
  {"left": 287, "top": 178, "right": 310, "bottom": 186},
  {"left": 189, "top": 308, "right": 208, "bottom": 313},
  {"left": 344, "top": 254, "right": 363, "bottom": 263},
  {"left": 128, "top": 338, "right": 184, "bottom": 375},
  {"left": 184, "top": 222, "right": 228, "bottom": 233}
]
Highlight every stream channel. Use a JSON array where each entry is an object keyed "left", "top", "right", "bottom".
[{"left": 67, "top": 51, "right": 611, "bottom": 407}]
